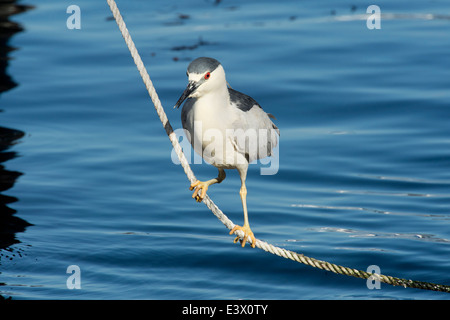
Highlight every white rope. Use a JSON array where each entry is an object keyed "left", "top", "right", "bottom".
[{"left": 106, "top": 0, "right": 450, "bottom": 293}]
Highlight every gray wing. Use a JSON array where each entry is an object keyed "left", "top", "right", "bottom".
[
  {"left": 229, "top": 88, "right": 279, "bottom": 135},
  {"left": 228, "top": 88, "right": 279, "bottom": 162}
]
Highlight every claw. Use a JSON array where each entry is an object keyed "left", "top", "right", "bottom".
[
  {"left": 189, "top": 180, "right": 208, "bottom": 202},
  {"left": 229, "top": 224, "right": 256, "bottom": 248}
]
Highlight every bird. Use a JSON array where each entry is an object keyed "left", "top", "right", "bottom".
[{"left": 174, "top": 57, "right": 279, "bottom": 248}]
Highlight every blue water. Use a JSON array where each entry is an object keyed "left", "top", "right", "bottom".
[{"left": 1, "top": 0, "right": 449, "bottom": 300}]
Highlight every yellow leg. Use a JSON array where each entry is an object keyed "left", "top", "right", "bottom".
[
  {"left": 229, "top": 180, "right": 256, "bottom": 248},
  {"left": 190, "top": 169, "right": 225, "bottom": 202}
]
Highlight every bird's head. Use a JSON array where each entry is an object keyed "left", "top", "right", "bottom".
[{"left": 174, "top": 57, "right": 226, "bottom": 108}]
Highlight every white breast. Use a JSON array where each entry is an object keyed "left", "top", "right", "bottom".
[{"left": 182, "top": 90, "right": 279, "bottom": 169}]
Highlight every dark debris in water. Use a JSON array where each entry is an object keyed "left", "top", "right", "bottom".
[
  {"left": 163, "top": 13, "right": 192, "bottom": 26},
  {"left": 177, "top": 13, "right": 190, "bottom": 20},
  {"left": 171, "top": 37, "right": 216, "bottom": 62},
  {"left": 171, "top": 37, "right": 215, "bottom": 51}
]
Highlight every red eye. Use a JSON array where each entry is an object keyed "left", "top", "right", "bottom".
[{"left": 204, "top": 72, "right": 211, "bottom": 80}]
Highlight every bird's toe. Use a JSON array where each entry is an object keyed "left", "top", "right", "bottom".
[
  {"left": 230, "top": 224, "right": 256, "bottom": 248},
  {"left": 189, "top": 180, "right": 208, "bottom": 202}
]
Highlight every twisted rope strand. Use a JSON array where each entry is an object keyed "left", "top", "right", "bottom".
[{"left": 107, "top": 0, "right": 450, "bottom": 294}]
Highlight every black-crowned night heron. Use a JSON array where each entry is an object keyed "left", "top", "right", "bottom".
[{"left": 174, "top": 57, "right": 279, "bottom": 248}]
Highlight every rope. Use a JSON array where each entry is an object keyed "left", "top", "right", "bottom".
[{"left": 106, "top": 0, "right": 450, "bottom": 294}]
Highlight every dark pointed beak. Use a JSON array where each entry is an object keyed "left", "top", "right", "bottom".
[{"left": 174, "top": 81, "right": 198, "bottom": 109}]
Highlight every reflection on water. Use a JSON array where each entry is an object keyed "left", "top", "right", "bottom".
[
  {"left": 0, "top": 2, "right": 33, "bottom": 256},
  {"left": 0, "top": 127, "right": 28, "bottom": 249}
]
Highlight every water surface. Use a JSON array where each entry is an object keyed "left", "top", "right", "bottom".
[{"left": 1, "top": 0, "right": 449, "bottom": 300}]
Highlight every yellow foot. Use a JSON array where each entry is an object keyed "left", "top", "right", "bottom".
[
  {"left": 229, "top": 224, "right": 256, "bottom": 248},
  {"left": 189, "top": 180, "right": 209, "bottom": 202}
]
